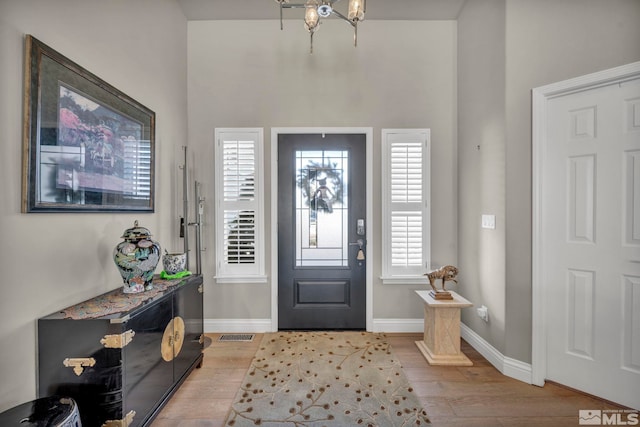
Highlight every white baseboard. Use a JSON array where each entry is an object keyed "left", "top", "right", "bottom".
[
  {"left": 204, "top": 318, "right": 273, "bottom": 333},
  {"left": 371, "top": 318, "right": 424, "bottom": 333},
  {"left": 503, "top": 357, "right": 534, "bottom": 384},
  {"left": 460, "top": 323, "right": 533, "bottom": 384}
]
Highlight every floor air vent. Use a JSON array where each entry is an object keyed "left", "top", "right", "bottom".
[{"left": 218, "top": 334, "right": 255, "bottom": 342}]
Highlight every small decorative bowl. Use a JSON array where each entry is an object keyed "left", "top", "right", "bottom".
[{"left": 162, "top": 252, "right": 187, "bottom": 274}]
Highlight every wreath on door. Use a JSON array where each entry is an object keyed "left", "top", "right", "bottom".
[{"left": 296, "top": 161, "right": 343, "bottom": 214}]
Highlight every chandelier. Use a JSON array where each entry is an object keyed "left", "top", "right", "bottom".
[{"left": 275, "top": 0, "right": 366, "bottom": 53}]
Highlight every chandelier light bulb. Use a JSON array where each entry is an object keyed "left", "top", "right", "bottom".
[
  {"left": 304, "top": 4, "right": 320, "bottom": 32},
  {"left": 348, "top": 0, "right": 365, "bottom": 21}
]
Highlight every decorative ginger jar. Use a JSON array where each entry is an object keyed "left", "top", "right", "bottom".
[{"left": 113, "top": 220, "right": 161, "bottom": 293}]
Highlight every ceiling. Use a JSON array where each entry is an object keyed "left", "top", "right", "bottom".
[{"left": 177, "top": 0, "right": 467, "bottom": 21}]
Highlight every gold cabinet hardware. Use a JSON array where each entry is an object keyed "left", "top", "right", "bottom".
[
  {"left": 102, "top": 410, "right": 136, "bottom": 427},
  {"left": 161, "top": 317, "right": 185, "bottom": 362},
  {"left": 101, "top": 329, "right": 135, "bottom": 348},
  {"left": 62, "top": 357, "right": 96, "bottom": 376}
]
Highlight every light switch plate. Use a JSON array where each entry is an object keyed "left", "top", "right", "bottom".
[{"left": 481, "top": 214, "right": 496, "bottom": 229}]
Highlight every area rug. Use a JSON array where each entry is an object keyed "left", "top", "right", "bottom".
[{"left": 225, "top": 331, "right": 430, "bottom": 426}]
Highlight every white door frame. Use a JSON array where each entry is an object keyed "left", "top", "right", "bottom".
[
  {"left": 270, "top": 127, "right": 374, "bottom": 332},
  {"left": 531, "top": 61, "right": 640, "bottom": 386}
]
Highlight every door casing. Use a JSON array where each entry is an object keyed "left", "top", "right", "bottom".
[
  {"left": 271, "top": 127, "right": 374, "bottom": 332},
  {"left": 532, "top": 61, "right": 640, "bottom": 387}
]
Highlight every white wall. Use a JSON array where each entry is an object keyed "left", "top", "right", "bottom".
[
  {"left": 503, "top": 0, "right": 640, "bottom": 362},
  {"left": 187, "top": 20, "right": 458, "bottom": 321},
  {"left": 457, "top": 0, "right": 640, "bottom": 362},
  {"left": 0, "top": 0, "right": 187, "bottom": 411},
  {"left": 457, "top": 0, "right": 507, "bottom": 354}
]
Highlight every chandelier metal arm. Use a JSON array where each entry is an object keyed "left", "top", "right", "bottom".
[
  {"left": 329, "top": 9, "right": 359, "bottom": 46},
  {"left": 279, "top": 2, "right": 307, "bottom": 31},
  {"left": 279, "top": 2, "right": 300, "bottom": 29},
  {"left": 331, "top": 9, "right": 357, "bottom": 28},
  {"left": 279, "top": 3, "right": 313, "bottom": 10}
]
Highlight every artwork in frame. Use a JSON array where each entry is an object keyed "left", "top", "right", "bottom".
[{"left": 22, "top": 35, "right": 155, "bottom": 212}]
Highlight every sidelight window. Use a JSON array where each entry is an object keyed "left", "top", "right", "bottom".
[
  {"left": 381, "top": 129, "right": 431, "bottom": 284},
  {"left": 214, "top": 128, "right": 266, "bottom": 283}
]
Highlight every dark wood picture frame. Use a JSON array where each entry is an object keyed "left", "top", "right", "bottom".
[{"left": 22, "top": 35, "right": 155, "bottom": 213}]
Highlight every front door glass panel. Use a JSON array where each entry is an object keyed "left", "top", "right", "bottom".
[{"left": 295, "top": 150, "right": 348, "bottom": 267}]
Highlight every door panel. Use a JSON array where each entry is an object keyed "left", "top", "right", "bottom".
[
  {"left": 278, "top": 133, "right": 366, "bottom": 330},
  {"left": 124, "top": 298, "right": 174, "bottom": 425},
  {"left": 543, "top": 78, "right": 640, "bottom": 409},
  {"left": 173, "top": 279, "right": 203, "bottom": 381}
]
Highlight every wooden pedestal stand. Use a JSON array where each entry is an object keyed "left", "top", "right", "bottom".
[{"left": 415, "top": 290, "right": 473, "bottom": 366}]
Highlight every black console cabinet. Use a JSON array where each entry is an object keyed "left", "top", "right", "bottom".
[{"left": 38, "top": 275, "right": 203, "bottom": 427}]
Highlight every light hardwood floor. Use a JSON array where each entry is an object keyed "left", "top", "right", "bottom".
[{"left": 151, "top": 333, "right": 625, "bottom": 427}]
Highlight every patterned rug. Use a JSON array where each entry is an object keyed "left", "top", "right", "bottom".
[{"left": 225, "top": 331, "right": 430, "bottom": 426}]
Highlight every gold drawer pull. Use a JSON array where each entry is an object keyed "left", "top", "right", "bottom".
[
  {"left": 62, "top": 357, "right": 96, "bottom": 376},
  {"left": 101, "top": 329, "right": 135, "bottom": 349}
]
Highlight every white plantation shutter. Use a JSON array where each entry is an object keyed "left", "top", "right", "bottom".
[
  {"left": 391, "top": 141, "right": 422, "bottom": 204},
  {"left": 222, "top": 139, "right": 256, "bottom": 265},
  {"left": 215, "top": 129, "right": 265, "bottom": 282},
  {"left": 391, "top": 212, "right": 423, "bottom": 267},
  {"left": 223, "top": 140, "right": 255, "bottom": 201},
  {"left": 382, "top": 130, "right": 430, "bottom": 280},
  {"left": 223, "top": 210, "right": 255, "bottom": 264}
]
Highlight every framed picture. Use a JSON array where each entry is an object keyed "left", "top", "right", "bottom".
[{"left": 22, "top": 35, "right": 155, "bottom": 212}]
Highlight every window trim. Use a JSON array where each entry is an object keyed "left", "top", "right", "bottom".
[
  {"left": 214, "top": 128, "right": 267, "bottom": 284},
  {"left": 380, "top": 129, "right": 431, "bottom": 285}
]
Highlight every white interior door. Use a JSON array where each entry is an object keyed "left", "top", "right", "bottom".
[{"left": 541, "top": 73, "right": 640, "bottom": 409}]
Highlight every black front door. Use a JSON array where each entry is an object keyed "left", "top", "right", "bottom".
[{"left": 278, "top": 133, "right": 366, "bottom": 330}]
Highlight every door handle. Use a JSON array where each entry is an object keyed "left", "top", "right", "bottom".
[
  {"left": 349, "top": 239, "right": 364, "bottom": 248},
  {"left": 349, "top": 239, "right": 365, "bottom": 262}
]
